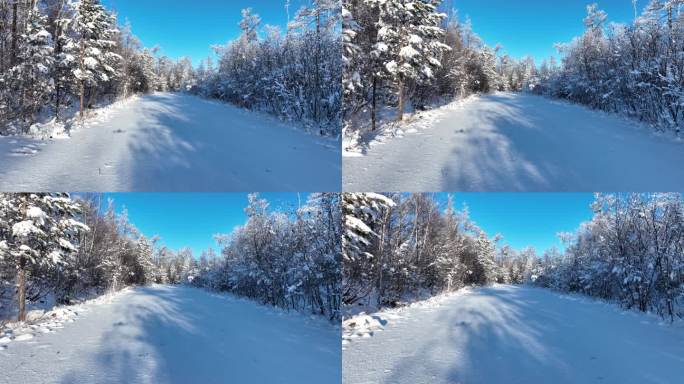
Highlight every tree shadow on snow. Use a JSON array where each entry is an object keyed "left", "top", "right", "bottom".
[
  {"left": 122, "top": 94, "right": 341, "bottom": 192},
  {"left": 438, "top": 94, "right": 684, "bottom": 191},
  {"left": 57, "top": 285, "right": 340, "bottom": 384},
  {"left": 385, "top": 285, "right": 684, "bottom": 384}
]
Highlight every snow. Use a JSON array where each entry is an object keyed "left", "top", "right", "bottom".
[
  {"left": 345, "top": 216, "right": 374, "bottom": 236},
  {"left": 399, "top": 46, "right": 419, "bottom": 59},
  {"left": 29, "top": 118, "right": 69, "bottom": 139},
  {"left": 12, "top": 220, "right": 44, "bottom": 237},
  {"left": 342, "top": 285, "right": 684, "bottom": 384},
  {"left": 48, "top": 250, "right": 62, "bottom": 264},
  {"left": 36, "top": 29, "right": 51, "bottom": 39},
  {"left": 83, "top": 57, "right": 99, "bottom": 69},
  {"left": 0, "top": 285, "right": 340, "bottom": 384},
  {"left": 58, "top": 238, "right": 76, "bottom": 251},
  {"left": 0, "top": 93, "right": 340, "bottom": 191},
  {"left": 385, "top": 61, "right": 398, "bottom": 74},
  {"left": 26, "top": 206, "right": 47, "bottom": 224},
  {"left": 1, "top": 288, "right": 129, "bottom": 349},
  {"left": 343, "top": 92, "right": 684, "bottom": 191}
]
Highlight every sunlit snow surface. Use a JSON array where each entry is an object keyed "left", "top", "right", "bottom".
[
  {"left": 344, "top": 93, "right": 684, "bottom": 191},
  {"left": 0, "top": 93, "right": 341, "bottom": 191},
  {"left": 342, "top": 285, "right": 684, "bottom": 384},
  {"left": 0, "top": 285, "right": 340, "bottom": 384}
]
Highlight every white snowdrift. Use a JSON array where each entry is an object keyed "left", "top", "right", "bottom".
[
  {"left": 342, "top": 289, "right": 471, "bottom": 345},
  {"left": 1, "top": 288, "right": 130, "bottom": 350}
]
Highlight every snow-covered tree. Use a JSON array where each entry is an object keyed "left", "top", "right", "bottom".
[
  {"left": 375, "top": 0, "right": 449, "bottom": 120},
  {"left": 536, "top": 1, "right": 684, "bottom": 133},
  {"left": 136, "top": 234, "right": 155, "bottom": 284},
  {"left": 0, "top": 193, "right": 87, "bottom": 321},
  {"left": 67, "top": 0, "right": 121, "bottom": 118},
  {"left": 13, "top": 6, "right": 54, "bottom": 127},
  {"left": 535, "top": 193, "right": 684, "bottom": 321},
  {"left": 188, "top": 193, "right": 342, "bottom": 321}
]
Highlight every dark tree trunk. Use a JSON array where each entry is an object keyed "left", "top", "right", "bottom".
[{"left": 17, "top": 257, "right": 26, "bottom": 321}]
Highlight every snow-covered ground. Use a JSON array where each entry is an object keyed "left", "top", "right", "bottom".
[
  {"left": 343, "top": 93, "right": 684, "bottom": 191},
  {"left": 0, "top": 288, "right": 130, "bottom": 344},
  {"left": 0, "top": 285, "right": 340, "bottom": 384},
  {"left": 342, "top": 285, "right": 684, "bottom": 384},
  {"left": 0, "top": 93, "right": 341, "bottom": 191}
]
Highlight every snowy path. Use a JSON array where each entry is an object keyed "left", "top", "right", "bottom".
[
  {"left": 342, "top": 285, "right": 684, "bottom": 384},
  {"left": 0, "top": 285, "right": 340, "bottom": 384},
  {"left": 0, "top": 93, "right": 341, "bottom": 191},
  {"left": 343, "top": 93, "right": 684, "bottom": 191}
]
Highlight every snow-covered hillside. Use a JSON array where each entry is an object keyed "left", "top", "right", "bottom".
[
  {"left": 343, "top": 93, "right": 684, "bottom": 192},
  {"left": 0, "top": 93, "right": 341, "bottom": 191},
  {"left": 342, "top": 285, "right": 684, "bottom": 384},
  {"left": 0, "top": 285, "right": 340, "bottom": 384}
]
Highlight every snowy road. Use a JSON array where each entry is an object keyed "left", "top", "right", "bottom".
[
  {"left": 0, "top": 93, "right": 341, "bottom": 191},
  {"left": 0, "top": 285, "right": 340, "bottom": 384},
  {"left": 342, "top": 285, "right": 684, "bottom": 384},
  {"left": 343, "top": 93, "right": 684, "bottom": 191}
]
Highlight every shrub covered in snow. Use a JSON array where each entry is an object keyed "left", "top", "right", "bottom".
[{"left": 535, "top": 193, "right": 684, "bottom": 321}]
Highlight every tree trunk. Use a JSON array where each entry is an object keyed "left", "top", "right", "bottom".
[
  {"left": 87, "top": 85, "right": 98, "bottom": 111},
  {"left": 11, "top": 0, "right": 18, "bottom": 66},
  {"left": 79, "top": 40, "right": 85, "bottom": 118},
  {"left": 17, "top": 258, "right": 26, "bottom": 321},
  {"left": 397, "top": 76, "right": 405, "bottom": 121},
  {"left": 80, "top": 80, "right": 85, "bottom": 119},
  {"left": 0, "top": 2, "right": 6, "bottom": 73},
  {"left": 371, "top": 76, "right": 377, "bottom": 130},
  {"left": 53, "top": 0, "right": 66, "bottom": 121}
]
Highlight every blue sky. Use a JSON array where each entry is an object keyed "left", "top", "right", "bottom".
[
  {"left": 99, "top": 193, "right": 307, "bottom": 256},
  {"left": 93, "top": 193, "right": 596, "bottom": 258},
  {"left": 443, "top": 0, "right": 647, "bottom": 63},
  {"left": 102, "top": 0, "right": 308, "bottom": 65},
  {"left": 101, "top": 1, "right": 647, "bottom": 65},
  {"left": 436, "top": 193, "right": 596, "bottom": 253}
]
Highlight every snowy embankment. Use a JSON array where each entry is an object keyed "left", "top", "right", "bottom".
[
  {"left": 342, "top": 285, "right": 684, "bottom": 384},
  {"left": 0, "top": 285, "right": 340, "bottom": 384},
  {"left": 0, "top": 93, "right": 341, "bottom": 191},
  {"left": 0, "top": 288, "right": 130, "bottom": 349},
  {"left": 343, "top": 92, "right": 684, "bottom": 191}
]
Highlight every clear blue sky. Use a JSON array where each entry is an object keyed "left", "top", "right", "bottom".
[
  {"left": 436, "top": 193, "right": 596, "bottom": 253},
  {"left": 102, "top": 0, "right": 308, "bottom": 65},
  {"left": 442, "top": 0, "right": 647, "bottom": 63},
  {"left": 99, "top": 193, "right": 307, "bottom": 256},
  {"left": 87, "top": 193, "right": 594, "bottom": 257},
  {"left": 100, "top": 1, "right": 648, "bottom": 66}
]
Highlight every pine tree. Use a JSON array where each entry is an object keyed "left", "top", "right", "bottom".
[
  {"left": 136, "top": 234, "right": 155, "bottom": 284},
  {"left": 13, "top": 5, "right": 54, "bottom": 129},
  {"left": 376, "top": 0, "right": 449, "bottom": 120},
  {"left": 68, "top": 0, "right": 121, "bottom": 118},
  {"left": 0, "top": 193, "right": 87, "bottom": 321}
]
